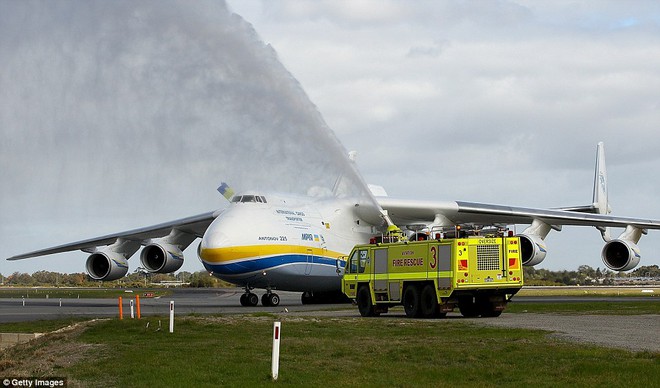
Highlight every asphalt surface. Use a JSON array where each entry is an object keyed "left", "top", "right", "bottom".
[
  {"left": 467, "top": 313, "right": 660, "bottom": 353},
  {"left": 1, "top": 288, "right": 658, "bottom": 352},
  {"left": 0, "top": 288, "right": 310, "bottom": 322}
]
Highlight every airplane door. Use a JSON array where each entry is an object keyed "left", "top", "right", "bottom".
[{"left": 305, "top": 249, "right": 313, "bottom": 275}]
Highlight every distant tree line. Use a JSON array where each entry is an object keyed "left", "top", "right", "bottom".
[
  {"left": 523, "top": 265, "right": 660, "bottom": 286},
  {"left": 1, "top": 265, "right": 658, "bottom": 288},
  {"left": 0, "top": 270, "right": 233, "bottom": 288}
]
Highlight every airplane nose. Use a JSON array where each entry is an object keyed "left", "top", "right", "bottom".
[{"left": 199, "top": 220, "right": 230, "bottom": 261}]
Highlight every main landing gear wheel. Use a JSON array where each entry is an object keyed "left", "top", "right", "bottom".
[
  {"left": 301, "top": 291, "right": 313, "bottom": 305},
  {"left": 261, "top": 293, "right": 280, "bottom": 307},
  {"left": 240, "top": 292, "right": 259, "bottom": 307}
]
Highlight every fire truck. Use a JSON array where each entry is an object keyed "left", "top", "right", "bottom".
[{"left": 342, "top": 228, "right": 523, "bottom": 318}]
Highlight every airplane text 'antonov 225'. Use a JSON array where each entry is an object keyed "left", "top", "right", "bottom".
[{"left": 8, "top": 143, "right": 660, "bottom": 306}]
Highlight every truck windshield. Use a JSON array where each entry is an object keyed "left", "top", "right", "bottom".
[
  {"left": 358, "top": 250, "right": 368, "bottom": 273},
  {"left": 348, "top": 251, "right": 358, "bottom": 273}
]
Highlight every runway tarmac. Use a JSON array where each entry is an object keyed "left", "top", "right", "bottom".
[
  {"left": 1, "top": 288, "right": 658, "bottom": 352},
  {"left": 0, "top": 288, "right": 312, "bottom": 323},
  {"left": 0, "top": 288, "right": 656, "bottom": 323}
]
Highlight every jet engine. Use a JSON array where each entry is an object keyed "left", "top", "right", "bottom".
[
  {"left": 601, "top": 239, "right": 641, "bottom": 271},
  {"left": 517, "top": 234, "right": 547, "bottom": 266},
  {"left": 140, "top": 243, "right": 184, "bottom": 273},
  {"left": 86, "top": 251, "right": 129, "bottom": 281}
]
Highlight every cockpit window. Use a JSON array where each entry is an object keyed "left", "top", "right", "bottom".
[
  {"left": 231, "top": 195, "right": 267, "bottom": 204},
  {"left": 241, "top": 195, "right": 256, "bottom": 202}
]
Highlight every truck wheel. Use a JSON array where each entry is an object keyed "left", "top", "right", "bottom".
[
  {"left": 458, "top": 297, "right": 479, "bottom": 318},
  {"left": 403, "top": 285, "right": 421, "bottom": 318},
  {"left": 357, "top": 286, "right": 378, "bottom": 317},
  {"left": 477, "top": 297, "right": 503, "bottom": 317},
  {"left": 420, "top": 284, "right": 439, "bottom": 318}
]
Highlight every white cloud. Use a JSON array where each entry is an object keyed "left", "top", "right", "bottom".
[
  {"left": 228, "top": 0, "right": 660, "bottom": 270},
  {"left": 2, "top": 0, "right": 659, "bottom": 275}
]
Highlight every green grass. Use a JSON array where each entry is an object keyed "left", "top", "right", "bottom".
[
  {"left": 0, "top": 318, "right": 90, "bottom": 333},
  {"left": 506, "top": 300, "right": 660, "bottom": 315},
  {"left": 517, "top": 287, "right": 659, "bottom": 297},
  {"left": 2, "top": 316, "right": 657, "bottom": 387}
]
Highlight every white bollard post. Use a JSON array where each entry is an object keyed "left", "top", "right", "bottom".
[
  {"left": 59, "top": 298, "right": 62, "bottom": 307},
  {"left": 169, "top": 301, "right": 174, "bottom": 333},
  {"left": 130, "top": 299, "right": 135, "bottom": 319},
  {"left": 271, "top": 321, "right": 281, "bottom": 380},
  {"left": 22, "top": 297, "right": 25, "bottom": 307}
]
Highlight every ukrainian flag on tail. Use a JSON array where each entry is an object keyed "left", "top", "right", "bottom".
[{"left": 217, "top": 182, "right": 235, "bottom": 201}]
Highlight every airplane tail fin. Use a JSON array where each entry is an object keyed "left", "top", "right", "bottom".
[
  {"left": 592, "top": 142, "right": 610, "bottom": 215},
  {"left": 593, "top": 142, "right": 612, "bottom": 241},
  {"left": 557, "top": 143, "right": 610, "bottom": 212},
  {"left": 556, "top": 142, "right": 612, "bottom": 241}
]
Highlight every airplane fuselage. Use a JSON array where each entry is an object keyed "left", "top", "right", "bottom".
[{"left": 198, "top": 193, "right": 378, "bottom": 292}]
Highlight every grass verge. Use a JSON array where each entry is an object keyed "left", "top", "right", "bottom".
[
  {"left": 1, "top": 316, "right": 657, "bottom": 387},
  {"left": 517, "top": 287, "right": 659, "bottom": 297},
  {"left": 0, "top": 318, "right": 90, "bottom": 333},
  {"left": 506, "top": 300, "right": 660, "bottom": 315}
]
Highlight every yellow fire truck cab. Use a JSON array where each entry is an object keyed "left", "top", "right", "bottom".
[{"left": 342, "top": 232, "right": 523, "bottom": 318}]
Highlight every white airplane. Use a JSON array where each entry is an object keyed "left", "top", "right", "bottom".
[{"left": 7, "top": 142, "right": 660, "bottom": 306}]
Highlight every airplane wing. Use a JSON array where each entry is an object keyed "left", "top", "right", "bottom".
[
  {"left": 377, "top": 142, "right": 660, "bottom": 229},
  {"left": 374, "top": 144, "right": 659, "bottom": 272},
  {"left": 7, "top": 211, "right": 218, "bottom": 261},
  {"left": 377, "top": 196, "right": 660, "bottom": 272},
  {"left": 377, "top": 198, "right": 660, "bottom": 230}
]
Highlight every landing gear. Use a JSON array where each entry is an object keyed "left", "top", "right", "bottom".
[
  {"left": 301, "top": 291, "right": 313, "bottom": 305},
  {"left": 240, "top": 292, "right": 259, "bottom": 307},
  {"left": 239, "top": 286, "right": 280, "bottom": 307},
  {"left": 261, "top": 292, "right": 280, "bottom": 307}
]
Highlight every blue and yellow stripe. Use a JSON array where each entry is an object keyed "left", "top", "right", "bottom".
[{"left": 200, "top": 244, "right": 346, "bottom": 275}]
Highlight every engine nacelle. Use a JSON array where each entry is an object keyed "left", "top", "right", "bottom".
[
  {"left": 601, "top": 239, "right": 641, "bottom": 271},
  {"left": 140, "top": 243, "right": 184, "bottom": 273},
  {"left": 86, "top": 251, "right": 129, "bottom": 281},
  {"left": 517, "top": 234, "right": 548, "bottom": 266}
]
